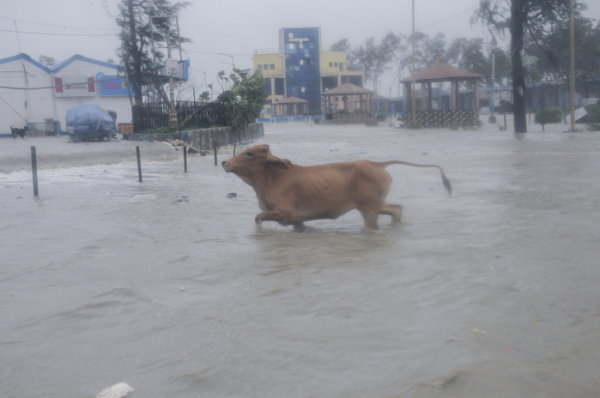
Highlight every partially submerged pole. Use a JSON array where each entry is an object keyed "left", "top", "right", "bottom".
[
  {"left": 184, "top": 145, "right": 187, "bottom": 173},
  {"left": 136, "top": 146, "right": 142, "bottom": 182},
  {"left": 213, "top": 139, "right": 218, "bottom": 166},
  {"left": 569, "top": 0, "right": 576, "bottom": 131},
  {"left": 31, "top": 146, "right": 38, "bottom": 196},
  {"left": 411, "top": 0, "right": 416, "bottom": 127}
]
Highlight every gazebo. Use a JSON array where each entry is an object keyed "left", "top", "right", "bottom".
[
  {"left": 321, "top": 82, "right": 375, "bottom": 114},
  {"left": 400, "top": 55, "right": 482, "bottom": 128},
  {"left": 401, "top": 55, "right": 482, "bottom": 112},
  {"left": 271, "top": 96, "right": 309, "bottom": 116}
]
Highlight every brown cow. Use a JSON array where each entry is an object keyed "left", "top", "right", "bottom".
[{"left": 222, "top": 144, "right": 451, "bottom": 231}]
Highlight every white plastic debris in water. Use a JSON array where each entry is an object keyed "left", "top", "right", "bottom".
[{"left": 96, "top": 383, "right": 134, "bottom": 398}]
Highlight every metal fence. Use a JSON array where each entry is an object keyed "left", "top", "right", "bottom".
[{"left": 132, "top": 101, "right": 228, "bottom": 134}]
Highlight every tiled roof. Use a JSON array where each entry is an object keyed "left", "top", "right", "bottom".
[
  {"left": 401, "top": 62, "right": 481, "bottom": 83},
  {"left": 322, "top": 83, "right": 374, "bottom": 96}
]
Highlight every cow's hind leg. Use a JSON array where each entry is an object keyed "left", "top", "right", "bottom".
[{"left": 380, "top": 203, "right": 403, "bottom": 223}]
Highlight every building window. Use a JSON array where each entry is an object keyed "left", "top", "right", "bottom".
[
  {"left": 334, "top": 62, "right": 338, "bottom": 67},
  {"left": 299, "top": 60, "right": 304, "bottom": 65},
  {"left": 299, "top": 43, "right": 304, "bottom": 49},
  {"left": 270, "top": 64, "right": 275, "bottom": 69},
  {"left": 289, "top": 33, "right": 294, "bottom": 39},
  {"left": 264, "top": 64, "right": 268, "bottom": 70},
  {"left": 340, "top": 62, "right": 344, "bottom": 71},
  {"left": 335, "top": 97, "right": 338, "bottom": 102},
  {"left": 329, "top": 62, "right": 333, "bottom": 67},
  {"left": 288, "top": 43, "right": 295, "bottom": 50},
  {"left": 301, "top": 87, "right": 306, "bottom": 92},
  {"left": 257, "top": 65, "right": 262, "bottom": 74}
]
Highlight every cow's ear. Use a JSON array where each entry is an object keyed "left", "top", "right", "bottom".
[{"left": 266, "top": 154, "right": 289, "bottom": 170}]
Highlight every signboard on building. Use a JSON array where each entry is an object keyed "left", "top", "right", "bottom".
[
  {"left": 96, "top": 72, "right": 134, "bottom": 96},
  {"left": 54, "top": 76, "right": 95, "bottom": 97}
]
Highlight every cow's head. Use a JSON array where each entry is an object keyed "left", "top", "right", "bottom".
[{"left": 222, "top": 144, "right": 289, "bottom": 178}]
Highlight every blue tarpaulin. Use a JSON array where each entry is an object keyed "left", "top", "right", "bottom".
[{"left": 66, "top": 103, "right": 114, "bottom": 134}]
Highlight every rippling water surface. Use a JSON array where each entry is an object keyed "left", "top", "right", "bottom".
[{"left": 1, "top": 124, "right": 600, "bottom": 397}]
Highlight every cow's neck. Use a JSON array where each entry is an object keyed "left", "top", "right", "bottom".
[{"left": 241, "top": 167, "right": 280, "bottom": 210}]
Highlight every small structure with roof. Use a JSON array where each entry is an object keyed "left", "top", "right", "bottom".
[
  {"left": 401, "top": 55, "right": 482, "bottom": 128},
  {"left": 271, "top": 96, "right": 309, "bottom": 116},
  {"left": 321, "top": 81, "right": 375, "bottom": 114}
]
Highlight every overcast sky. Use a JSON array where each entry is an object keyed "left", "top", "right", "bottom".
[{"left": 2, "top": 0, "right": 599, "bottom": 98}]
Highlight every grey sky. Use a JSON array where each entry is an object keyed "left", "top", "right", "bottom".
[{"left": 2, "top": 0, "right": 599, "bottom": 98}]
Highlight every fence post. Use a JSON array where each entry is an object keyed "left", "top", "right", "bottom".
[
  {"left": 184, "top": 145, "right": 187, "bottom": 173},
  {"left": 136, "top": 146, "right": 142, "bottom": 182},
  {"left": 213, "top": 137, "right": 218, "bottom": 166},
  {"left": 31, "top": 146, "right": 39, "bottom": 197}
]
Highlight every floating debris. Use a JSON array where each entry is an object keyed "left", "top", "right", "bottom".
[{"left": 96, "top": 383, "right": 134, "bottom": 398}]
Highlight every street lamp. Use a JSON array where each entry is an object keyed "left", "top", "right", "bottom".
[
  {"left": 219, "top": 53, "right": 235, "bottom": 69},
  {"left": 489, "top": 38, "right": 497, "bottom": 124},
  {"left": 194, "top": 70, "right": 207, "bottom": 95}
]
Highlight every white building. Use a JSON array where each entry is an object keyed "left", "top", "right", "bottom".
[{"left": 1, "top": 54, "right": 134, "bottom": 137}]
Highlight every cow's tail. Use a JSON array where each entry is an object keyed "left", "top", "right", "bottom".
[{"left": 379, "top": 160, "right": 452, "bottom": 196}]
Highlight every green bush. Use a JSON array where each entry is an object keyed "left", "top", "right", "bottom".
[
  {"left": 585, "top": 105, "right": 600, "bottom": 131},
  {"left": 376, "top": 112, "right": 387, "bottom": 121},
  {"left": 535, "top": 107, "right": 563, "bottom": 131}
]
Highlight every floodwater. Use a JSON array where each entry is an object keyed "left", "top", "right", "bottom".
[{"left": 1, "top": 123, "right": 600, "bottom": 397}]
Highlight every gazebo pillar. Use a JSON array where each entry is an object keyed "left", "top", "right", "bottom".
[
  {"left": 451, "top": 80, "right": 458, "bottom": 110},
  {"left": 403, "top": 82, "right": 411, "bottom": 113},
  {"left": 421, "top": 83, "right": 427, "bottom": 110},
  {"left": 474, "top": 79, "right": 479, "bottom": 110},
  {"left": 427, "top": 82, "right": 433, "bottom": 111}
]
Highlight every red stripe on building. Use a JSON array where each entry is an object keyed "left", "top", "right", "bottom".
[
  {"left": 87, "top": 77, "right": 95, "bottom": 92},
  {"left": 55, "top": 77, "right": 63, "bottom": 93}
]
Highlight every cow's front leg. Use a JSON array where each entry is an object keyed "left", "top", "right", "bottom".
[{"left": 255, "top": 209, "right": 292, "bottom": 225}]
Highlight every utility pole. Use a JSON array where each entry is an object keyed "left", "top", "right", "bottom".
[
  {"left": 167, "top": 28, "right": 178, "bottom": 132},
  {"left": 489, "top": 38, "right": 497, "bottom": 123},
  {"left": 411, "top": 0, "right": 416, "bottom": 127},
  {"left": 569, "top": 0, "right": 576, "bottom": 131}
]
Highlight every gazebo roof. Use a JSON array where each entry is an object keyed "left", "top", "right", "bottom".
[
  {"left": 273, "top": 96, "right": 309, "bottom": 104},
  {"left": 322, "top": 82, "right": 374, "bottom": 96},
  {"left": 401, "top": 60, "right": 481, "bottom": 83}
]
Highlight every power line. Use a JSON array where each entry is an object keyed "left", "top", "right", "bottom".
[
  {"left": 0, "top": 28, "right": 115, "bottom": 37},
  {"left": 416, "top": 5, "right": 479, "bottom": 31},
  {"left": 185, "top": 49, "right": 255, "bottom": 56},
  {"left": 0, "top": 75, "right": 126, "bottom": 91},
  {"left": 0, "top": 16, "right": 118, "bottom": 31}
]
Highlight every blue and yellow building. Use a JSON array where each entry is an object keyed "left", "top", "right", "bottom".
[{"left": 253, "top": 27, "right": 364, "bottom": 116}]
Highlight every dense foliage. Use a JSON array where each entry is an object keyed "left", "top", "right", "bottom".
[
  {"left": 217, "top": 69, "right": 268, "bottom": 130},
  {"left": 471, "top": 0, "right": 585, "bottom": 132},
  {"left": 116, "top": 0, "right": 190, "bottom": 104},
  {"left": 585, "top": 105, "right": 600, "bottom": 131}
]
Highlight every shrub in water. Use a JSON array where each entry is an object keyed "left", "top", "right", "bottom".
[
  {"left": 535, "top": 107, "right": 563, "bottom": 131},
  {"left": 585, "top": 105, "right": 600, "bottom": 131}
]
